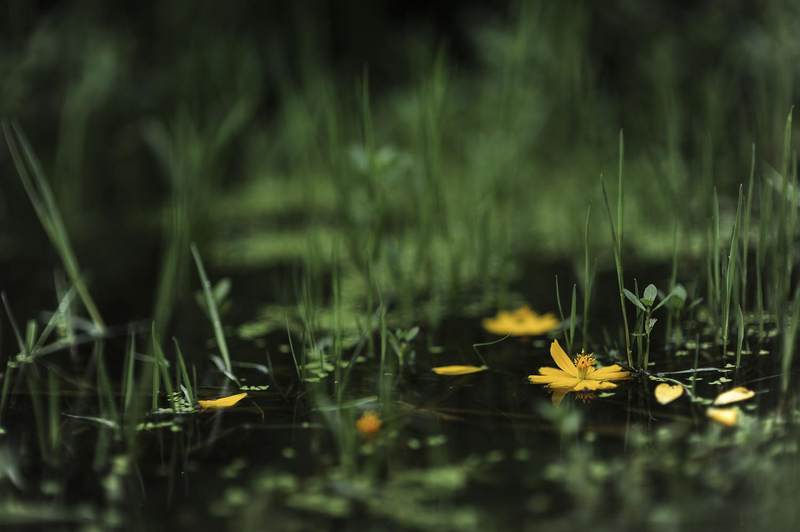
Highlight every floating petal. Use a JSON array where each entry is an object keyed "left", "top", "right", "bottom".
[
  {"left": 654, "top": 383, "right": 684, "bottom": 405},
  {"left": 198, "top": 392, "right": 248, "bottom": 410},
  {"left": 713, "top": 386, "right": 755, "bottom": 406},
  {"left": 706, "top": 407, "right": 740, "bottom": 427},
  {"left": 432, "top": 365, "right": 488, "bottom": 376}
]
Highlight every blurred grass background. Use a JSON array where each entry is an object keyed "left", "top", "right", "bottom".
[{"left": 1, "top": 0, "right": 799, "bottom": 329}]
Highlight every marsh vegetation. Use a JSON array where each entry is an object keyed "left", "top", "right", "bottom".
[{"left": 2, "top": 1, "right": 800, "bottom": 530}]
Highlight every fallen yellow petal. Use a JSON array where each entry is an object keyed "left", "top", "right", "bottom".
[
  {"left": 706, "top": 407, "right": 740, "bottom": 427},
  {"left": 198, "top": 392, "right": 248, "bottom": 410},
  {"left": 432, "top": 365, "right": 488, "bottom": 376},
  {"left": 713, "top": 386, "right": 755, "bottom": 406},
  {"left": 654, "top": 383, "right": 684, "bottom": 405}
]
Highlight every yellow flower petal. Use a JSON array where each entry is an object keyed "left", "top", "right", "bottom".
[
  {"left": 529, "top": 370, "right": 575, "bottom": 384},
  {"left": 432, "top": 365, "right": 488, "bottom": 376},
  {"left": 654, "top": 383, "right": 684, "bottom": 405},
  {"left": 706, "top": 407, "right": 740, "bottom": 427},
  {"left": 198, "top": 392, "right": 248, "bottom": 410},
  {"left": 588, "top": 370, "right": 630, "bottom": 381},
  {"left": 550, "top": 340, "right": 578, "bottom": 377},
  {"left": 546, "top": 377, "right": 582, "bottom": 389},
  {"left": 713, "top": 386, "right": 755, "bottom": 406},
  {"left": 528, "top": 374, "right": 559, "bottom": 384},
  {"left": 538, "top": 367, "right": 572, "bottom": 377},
  {"left": 589, "top": 364, "right": 628, "bottom": 377}
]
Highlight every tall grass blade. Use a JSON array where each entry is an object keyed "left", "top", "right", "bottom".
[
  {"left": 601, "top": 177, "right": 632, "bottom": 367},
  {"left": 2, "top": 121, "right": 105, "bottom": 332},
  {"left": 191, "top": 244, "right": 237, "bottom": 382}
]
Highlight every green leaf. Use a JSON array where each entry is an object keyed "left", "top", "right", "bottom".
[
  {"left": 642, "top": 284, "right": 658, "bottom": 306},
  {"left": 623, "top": 289, "right": 646, "bottom": 311}
]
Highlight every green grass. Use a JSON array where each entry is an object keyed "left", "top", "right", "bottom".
[
  {"left": 601, "top": 134, "right": 633, "bottom": 367},
  {"left": 2, "top": 122, "right": 105, "bottom": 333}
]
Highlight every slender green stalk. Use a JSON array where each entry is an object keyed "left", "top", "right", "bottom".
[
  {"left": 782, "top": 284, "right": 800, "bottom": 393},
  {"left": 666, "top": 223, "right": 679, "bottom": 343},
  {"left": 740, "top": 144, "right": 756, "bottom": 312},
  {"left": 48, "top": 370, "right": 60, "bottom": 456},
  {"left": 617, "top": 130, "right": 624, "bottom": 252},
  {"left": 1, "top": 293, "right": 29, "bottom": 358},
  {"left": 722, "top": 185, "right": 744, "bottom": 353},
  {"left": 191, "top": 244, "right": 236, "bottom": 382},
  {"left": 172, "top": 338, "right": 194, "bottom": 402},
  {"left": 755, "top": 181, "right": 769, "bottom": 337},
  {"left": 286, "top": 317, "right": 303, "bottom": 383},
  {"left": 711, "top": 188, "right": 721, "bottom": 319},
  {"left": 378, "top": 305, "right": 391, "bottom": 407},
  {"left": 2, "top": 122, "right": 105, "bottom": 332},
  {"left": 569, "top": 284, "right": 578, "bottom": 353},
  {"left": 691, "top": 335, "right": 700, "bottom": 396},
  {"left": 735, "top": 305, "right": 745, "bottom": 370},
  {"left": 27, "top": 375, "right": 48, "bottom": 462},
  {"left": 554, "top": 275, "right": 571, "bottom": 353},
  {"left": 95, "top": 341, "right": 118, "bottom": 422},
  {"left": 151, "top": 325, "right": 174, "bottom": 405},
  {"left": 122, "top": 331, "right": 136, "bottom": 413},
  {"left": 582, "top": 204, "right": 593, "bottom": 350},
  {"left": 601, "top": 177, "right": 632, "bottom": 367},
  {"left": 0, "top": 363, "right": 14, "bottom": 425}
]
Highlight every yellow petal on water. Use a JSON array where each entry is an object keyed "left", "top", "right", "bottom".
[
  {"left": 713, "top": 386, "right": 755, "bottom": 406},
  {"left": 706, "top": 407, "right": 740, "bottom": 427},
  {"left": 198, "top": 392, "right": 248, "bottom": 409},
  {"left": 654, "top": 383, "right": 684, "bottom": 405},
  {"left": 432, "top": 365, "right": 488, "bottom": 376}
]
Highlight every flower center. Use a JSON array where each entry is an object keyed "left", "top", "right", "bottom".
[{"left": 574, "top": 353, "right": 595, "bottom": 379}]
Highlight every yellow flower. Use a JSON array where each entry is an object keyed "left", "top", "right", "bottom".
[
  {"left": 482, "top": 305, "right": 560, "bottom": 336},
  {"left": 528, "top": 340, "right": 630, "bottom": 391},
  {"left": 356, "top": 411, "right": 382, "bottom": 438}
]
